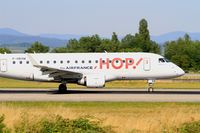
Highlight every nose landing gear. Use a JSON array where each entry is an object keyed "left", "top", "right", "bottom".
[{"left": 147, "top": 80, "right": 155, "bottom": 92}]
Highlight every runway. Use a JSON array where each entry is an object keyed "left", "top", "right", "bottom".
[{"left": 0, "top": 88, "right": 200, "bottom": 102}]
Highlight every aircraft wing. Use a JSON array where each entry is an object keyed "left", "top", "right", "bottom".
[{"left": 27, "top": 54, "right": 82, "bottom": 80}]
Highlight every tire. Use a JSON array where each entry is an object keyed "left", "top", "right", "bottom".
[
  {"left": 58, "top": 84, "right": 67, "bottom": 93},
  {"left": 148, "top": 87, "right": 153, "bottom": 92}
]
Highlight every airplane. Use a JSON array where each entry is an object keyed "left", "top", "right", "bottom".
[{"left": 0, "top": 52, "right": 185, "bottom": 93}]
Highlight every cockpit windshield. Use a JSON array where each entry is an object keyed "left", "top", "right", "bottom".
[
  {"left": 159, "top": 58, "right": 170, "bottom": 63},
  {"left": 165, "top": 58, "right": 170, "bottom": 62}
]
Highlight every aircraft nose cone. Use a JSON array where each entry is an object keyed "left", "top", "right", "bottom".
[{"left": 177, "top": 67, "right": 185, "bottom": 76}]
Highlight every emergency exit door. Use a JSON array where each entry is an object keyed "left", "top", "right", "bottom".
[
  {"left": 0, "top": 59, "right": 7, "bottom": 72},
  {"left": 143, "top": 58, "right": 151, "bottom": 71}
]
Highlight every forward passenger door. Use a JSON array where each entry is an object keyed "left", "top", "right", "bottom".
[
  {"left": 143, "top": 58, "right": 151, "bottom": 71},
  {"left": 0, "top": 59, "right": 7, "bottom": 72}
]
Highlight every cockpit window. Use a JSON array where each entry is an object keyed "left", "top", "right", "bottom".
[
  {"left": 159, "top": 58, "right": 170, "bottom": 63},
  {"left": 165, "top": 58, "right": 170, "bottom": 62},
  {"left": 159, "top": 58, "right": 165, "bottom": 63}
]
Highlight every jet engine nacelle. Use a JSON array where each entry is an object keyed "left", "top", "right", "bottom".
[{"left": 78, "top": 74, "right": 105, "bottom": 88}]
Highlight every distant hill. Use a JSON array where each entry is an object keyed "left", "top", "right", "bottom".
[
  {"left": 0, "top": 28, "right": 27, "bottom": 36},
  {"left": 1, "top": 28, "right": 200, "bottom": 49},
  {"left": 0, "top": 28, "right": 68, "bottom": 47},
  {"left": 0, "top": 43, "right": 32, "bottom": 53},
  {"left": 40, "top": 34, "right": 83, "bottom": 40},
  {"left": 0, "top": 42, "right": 31, "bottom": 48},
  {"left": 0, "top": 35, "right": 67, "bottom": 47},
  {"left": 151, "top": 31, "right": 200, "bottom": 44}
]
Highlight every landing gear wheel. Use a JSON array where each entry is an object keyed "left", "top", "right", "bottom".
[
  {"left": 58, "top": 83, "right": 67, "bottom": 93},
  {"left": 148, "top": 87, "right": 154, "bottom": 92},
  {"left": 147, "top": 80, "right": 155, "bottom": 92}
]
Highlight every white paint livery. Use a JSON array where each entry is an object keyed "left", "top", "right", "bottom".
[{"left": 0, "top": 52, "right": 185, "bottom": 92}]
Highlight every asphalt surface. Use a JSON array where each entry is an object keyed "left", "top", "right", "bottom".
[{"left": 1, "top": 88, "right": 200, "bottom": 102}]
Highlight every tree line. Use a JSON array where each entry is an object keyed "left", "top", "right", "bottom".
[
  {"left": 52, "top": 19, "right": 160, "bottom": 53},
  {"left": 164, "top": 34, "right": 200, "bottom": 72},
  {"left": 0, "top": 19, "right": 160, "bottom": 54},
  {"left": 0, "top": 19, "right": 200, "bottom": 72}
]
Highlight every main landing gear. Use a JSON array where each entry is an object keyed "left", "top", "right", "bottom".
[
  {"left": 58, "top": 83, "right": 67, "bottom": 93},
  {"left": 147, "top": 80, "right": 155, "bottom": 92}
]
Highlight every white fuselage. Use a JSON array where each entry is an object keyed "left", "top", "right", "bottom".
[{"left": 0, "top": 52, "right": 185, "bottom": 87}]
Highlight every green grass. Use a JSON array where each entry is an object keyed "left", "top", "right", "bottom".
[
  {"left": 13, "top": 114, "right": 114, "bottom": 133},
  {"left": 0, "top": 74, "right": 200, "bottom": 89},
  {"left": 2, "top": 101, "right": 200, "bottom": 108},
  {"left": 176, "top": 120, "right": 200, "bottom": 133},
  {"left": 2, "top": 102, "right": 200, "bottom": 133},
  {"left": 0, "top": 77, "right": 82, "bottom": 88}
]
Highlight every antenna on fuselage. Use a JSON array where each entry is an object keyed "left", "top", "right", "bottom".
[{"left": 104, "top": 50, "right": 107, "bottom": 53}]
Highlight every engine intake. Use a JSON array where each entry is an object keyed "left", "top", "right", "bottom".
[{"left": 78, "top": 74, "right": 105, "bottom": 88}]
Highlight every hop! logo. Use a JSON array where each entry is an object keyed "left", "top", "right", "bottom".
[{"left": 99, "top": 58, "right": 143, "bottom": 69}]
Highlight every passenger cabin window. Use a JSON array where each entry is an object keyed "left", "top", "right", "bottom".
[
  {"left": 67, "top": 60, "right": 70, "bottom": 63},
  {"left": 60, "top": 61, "right": 63, "bottom": 64},
  {"left": 82, "top": 60, "right": 85, "bottom": 63},
  {"left": 40, "top": 61, "right": 43, "bottom": 64},
  {"left": 53, "top": 61, "right": 56, "bottom": 64},
  {"left": 89, "top": 60, "right": 91, "bottom": 63},
  {"left": 26, "top": 61, "right": 29, "bottom": 64},
  {"left": 13, "top": 61, "right": 16, "bottom": 64},
  {"left": 47, "top": 61, "right": 50, "bottom": 64},
  {"left": 19, "top": 61, "right": 22, "bottom": 64},
  {"left": 95, "top": 60, "right": 98, "bottom": 63},
  {"left": 75, "top": 60, "right": 78, "bottom": 63}
]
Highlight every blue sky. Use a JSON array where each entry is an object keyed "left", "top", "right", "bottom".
[{"left": 0, "top": 0, "right": 200, "bottom": 36}]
